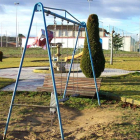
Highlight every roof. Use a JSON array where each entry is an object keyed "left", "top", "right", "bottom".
[
  {"left": 47, "top": 25, "right": 108, "bottom": 33},
  {"left": 47, "top": 25, "right": 85, "bottom": 31}
]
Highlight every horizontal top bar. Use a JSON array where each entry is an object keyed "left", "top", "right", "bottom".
[
  {"left": 44, "top": 9, "right": 82, "bottom": 26},
  {"left": 35, "top": 2, "right": 86, "bottom": 27},
  {"left": 44, "top": 7, "right": 81, "bottom": 24}
]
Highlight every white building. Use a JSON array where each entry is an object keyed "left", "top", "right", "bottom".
[{"left": 22, "top": 25, "right": 136, "bottom": 52}]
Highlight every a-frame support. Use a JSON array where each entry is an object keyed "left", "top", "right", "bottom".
[
  {"left": 3, "top": 2, "right": 64, "bottom": 140},
  {"left": 3, "top": 2, "right": 100, "bottom": 140}
]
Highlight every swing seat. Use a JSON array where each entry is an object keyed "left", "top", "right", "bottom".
[
  {"left": 59, "top": 97, "right": 69, "bottom": 102},
  {"left": 37, "top": 75, "right": 102, "bottom": 97},
  {"left": 71, "top": 93, "right": 80, "bottom": 97}
]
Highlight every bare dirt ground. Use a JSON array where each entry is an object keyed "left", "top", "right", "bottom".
[{"left": 1, "top": 100, "right": 139, "bottom": 140}]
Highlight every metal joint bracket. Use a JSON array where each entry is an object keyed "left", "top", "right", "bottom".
[
  {"left": 46, "top": 10, "right": 51, "bottom": 16},
  {"left": 35, "top": 3, "right": 43, "bottom": 12},
  {"left": 81, "top": 22, "right": 86, "bottom": 27}
]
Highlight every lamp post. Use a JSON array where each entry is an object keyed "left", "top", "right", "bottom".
[
  {"left": 14, "top": 2, "right": 19, "bottom": 47},
  {"left": 1, "top": 22, "right": 2, "bottom": 47},
  {"left": 87, "top": 0, "right": 93, "bottom": 14},
  {"left": 100, "top": 21, "right": 104, "bottom": 37},
  {"left": 110, "top": 27, "right": 115, "bottom": 65}
]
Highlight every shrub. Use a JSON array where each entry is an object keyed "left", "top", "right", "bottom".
[
  {"left": 0, "top": 51, "right": 3, "bottom": 62},
  {"left": 80, "top": 14, "right": 105, "bottom": 78}
]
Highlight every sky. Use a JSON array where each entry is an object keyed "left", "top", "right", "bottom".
[{"left": 0, "top": 0, "right": 140, "bottom": 38}]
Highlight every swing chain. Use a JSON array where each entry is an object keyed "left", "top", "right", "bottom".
[{"left": 61, "top": 19, "right": 64, "bottom": 37}]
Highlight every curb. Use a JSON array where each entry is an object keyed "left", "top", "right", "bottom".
[
  {"left": 100, "top": 92, "right": 140, "bottom": 106},
  {"left": 33, "top": 69, "right": 51, "bottom": 74}
]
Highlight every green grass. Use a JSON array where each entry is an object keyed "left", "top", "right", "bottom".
[
  {"left": 1, "top": 47, "right": 140, "bottom": 70},
  {"left": 101, "top": 72, "right": 140, "bottom": 101},
  {"left": 1, "top": 47, "right": 138, "bottom": 56},
  {"left": 103, "top": 49, "right": 139, "bottom": 54},
  {"left": 0, "top": 47, "right": 80, "bottom": 57},
  {"left": 0, "top": 57, "right": 50, "bottom": 69},
  {"left": 63, "top": 97, "right": 106, "bottom": 110},
  {"left": 0, "top": 78, "right": 15, "bottom": 89},
  {"left": 105, "top": 57, "right": 140, "bottom": 71},
  {"left": 1, "top": 56, "right": 140, "bottom": 71}
]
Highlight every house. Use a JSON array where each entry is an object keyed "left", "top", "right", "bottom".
[
  {"left": 46, "top": 25, "right": 108, "bottom": 48},
  {"left": 22, "top": 25, "right": 136, "bottom": 52}
]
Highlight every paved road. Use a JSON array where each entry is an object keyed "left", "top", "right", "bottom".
[{"left": 0, "top": 65, "right": 135, "bottom": 91}]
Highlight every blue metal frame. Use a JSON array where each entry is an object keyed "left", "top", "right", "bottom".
[
  {"left": 3, "top": 3, "right": 37, "bottom": 140},
  {"left": 3, "top": 2, "right": 100, "bottom": 140},
  {"left": 44, "top": 7, "right": 81, "bottom": 24},
  {"left": 3, "top": 2, "right": 64, "bottom": 140}
]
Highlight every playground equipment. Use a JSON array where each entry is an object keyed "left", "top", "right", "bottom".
[
  {"left": 52, "top": 43, "right": 66, "bottom": 72},
  {"left": 27, "top": 29, "right": 53, "bottom": 49},
  {"left": 65, "top": 51, "right": 83, "bottom": 62},
  {"left": 3, "top": 2, "right": 100, "bottom": 140},
  {"left": 38, "top": 75, "right": 102, "bottom": 97},
  {"left": 64, "top": 38, "right": 102, "bottom": 62}
]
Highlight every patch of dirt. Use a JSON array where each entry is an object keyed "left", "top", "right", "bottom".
[{"left": 1, "top": 103, "right": 125, "bottom": 140}]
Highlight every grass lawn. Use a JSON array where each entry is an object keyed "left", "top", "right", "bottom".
[
  {"left": 0, "top": 47, "right": 77, "bottom": 57},
  {"left": 0, "top": 58, "right": 50, "bottom": 69},
  {"left": 0, "top": 78, "right": 15, "bottom": 89},
  {"left": 103, "top": 49, "right": 139, "bottom": 54},
  {"left": 0, "top": 47, "right": 139, "bottom": 56},
  {"left": 0, "top": 92, "right": 140, "bottom": 139},
  {"left": 0, "top": 47, "right": 140, "bottom": 139},
  {"left": 101, "top": 72, "right": 140, "bottom": 101},
  {"left": 2, "top": 57, "right": 140, "bottom": 71},
  {"left": 105, "top": 57, "right": 140, "bottom": 71},
  {"left": 1, "top": 56, "right": 140, "bottom": 71}
]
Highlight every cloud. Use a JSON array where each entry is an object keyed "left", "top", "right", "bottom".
[
  {"left": 93, "top": 0, "right": 140, "bottom": 19},
  {"left": 1, "top": 0, "right": 140, "bottom": 36},
  {"left": 0, "top": 5, "right": 5, "bottom": 14}
]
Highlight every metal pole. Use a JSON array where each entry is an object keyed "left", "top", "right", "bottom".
[
  {"left": 102, "top": 22, "right": 104, "bottom": 37},
  {"left": 3, "top": 3, "right": 35, "bottom": 139},
  {"left": 122, "top": 30, "right": 124, "bottom": 51},
  {"left": 6, "top": 31, "right": 7, "bottom": 47},
  {"left": 1, "top": 22, "right": 2, "bottom": 47},
  {"left": 18, "top": 22, "right": 19, "bottom": 48},
  {"left": 39, "top": 2, "right": 64, "bottom": 140},
  {"left": 139, "top": 21, "right": 140, "bottom": 53},
  {"left": 36, "top": 22, "right": 37, "bottom": 36},
  {"left": 14, "top": 2, "right": 19, "bottom": 47},
  {"left": 87, "top": 0, "right": 93, "bottom": 14},
  {"left": 108, "top": 24, "right": 110, "bottom": 50},
  {"left": 110, "top": 27, "right": 114, "bottom": 65},
  {"left": 16, "top": 3, "right": 17, "bottom": 47}
]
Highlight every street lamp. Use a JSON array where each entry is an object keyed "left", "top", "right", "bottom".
[
  {"left": 99, "top": 21, "right": 104, "bottom": 37},
  {"left": 87, "top": 0, "right": 93, "bottom": 14},
  {"left": 1, "top": 22, "right": 2, "bottom": 47},
  {"left": 14, "top": 2, "right": 19, "bottom": 47}
]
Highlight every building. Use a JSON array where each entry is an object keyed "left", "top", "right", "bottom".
[{"left": 22, "top": 25, "right": 136, "bottom": 52}]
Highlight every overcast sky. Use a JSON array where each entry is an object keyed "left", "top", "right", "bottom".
[{"left": 0, "top": 0, "right": 140, "bottom": 38}]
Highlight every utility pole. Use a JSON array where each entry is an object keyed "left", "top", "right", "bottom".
[
  {"left": 122, "top": 30, "right": 124, "bottom": 51},
  {"left": 1, "top": 22, "right": 2, "bottom": 47},
  {"left": 87, "top": 0, "right": 93, "bottom": 14},
  {"left": 14, "top": 2, "right": 19, "bottom": 47},
  {"left": 139, "top": 21, "right": 140, "bottom": 53},
  {"left": 110, "top": 27, "right": 115, "bottom": 65},
  {"left": 6, "top": 31, "right": 7, "bottom": 47}
]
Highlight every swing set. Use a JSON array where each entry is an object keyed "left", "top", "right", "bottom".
[{"left": 3, "top": 2, "right": 101, "bottom": 140}]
